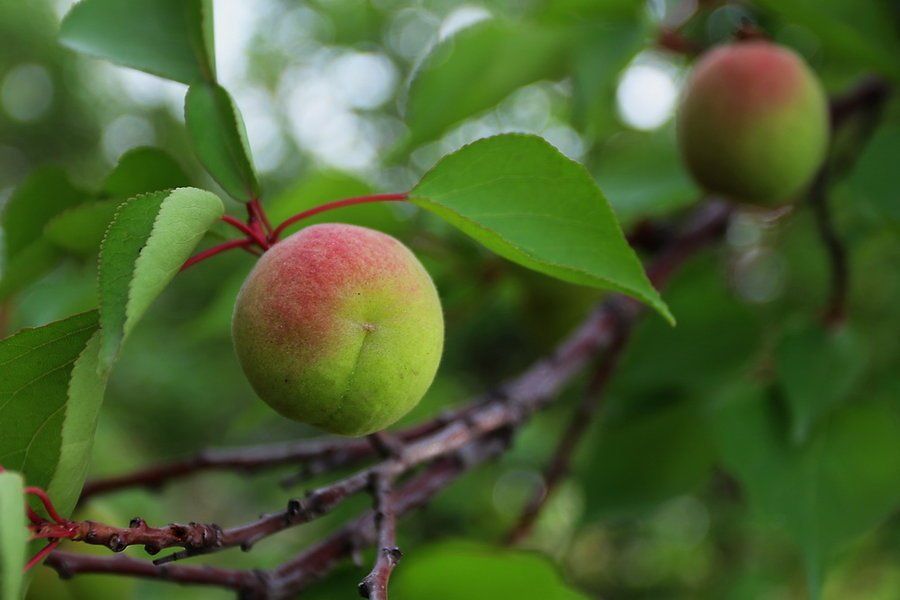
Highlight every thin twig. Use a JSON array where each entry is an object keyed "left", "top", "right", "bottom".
[
  {"left": 358, "top": 473, "right": 400, "bottom": 599},
  {"left": 505, "top": 309, "right": 632, "bottom": 545},
  {"left": 808, "top": 76, "right": 891, "bottom": 326}
]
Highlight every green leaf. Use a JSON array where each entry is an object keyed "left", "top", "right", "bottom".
[
  {"left": 0, "top": 240, "right": 61, "bottom": 302},
  {"left": 59, "top": 0, "right": 215, "bottom": 84},
  {"left": 710, "top": 382, "right": 900, "bottom": 592},
  {"left": 98, "top": 188, "right": 224, "bottom": 372},
  {"left": 613, "top": 257, "right": 761, "bottom": 395},
  {"left": 775, "top": 321, "right": 866, "bottom": 444},
  {"left": 841, "top": 122, "right": 900, "bottom": 227},
  {"left": 754, "top": 0, "right": 900, "bottom": 80},
  {"left": 570, "top": 16, "right": 649, "bottom": 140},
  {"left": 399, "top": 20, "right": 570, "bottom": 152},
  {"left": 2, "top": 166, "right": 87, "bottom": 262},
  {"left": 0, "top": 471, "right": 27, "bottom": 600},
  {"left": 44, "top": 148, "right": 192, "bottom": 257},
  {"left": 596, "top": 126, "right": 700, "bottom": 227},
  {"left": 582, "top": 401, "right": 716, "bottom": 518},
  {"left": 101, "top": 147, "right": 191, "bottom": 199},
  {"left": 391, "top": 541, "right": 588, "bottom": 599},
  {"left": 43, "top": 201, "right": 120, "bottom": 256},
  {"left": 185, "top": 82, "right": 260, "bottom": 202},
  {"left": 0, "top": 312, "right": 103, "bottom": 517},
  {"left": 410, "top": 134, "right": 672, "bottom": 322}
]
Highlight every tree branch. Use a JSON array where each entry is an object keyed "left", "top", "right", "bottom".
[
  {"left": 47, "top": 200, "right": 733, "bottom": 594},
  {"left": 358, "top": 473, "right": 400, "bottom": 599}
]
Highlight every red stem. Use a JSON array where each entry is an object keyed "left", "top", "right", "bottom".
[
  {"left": 271, "top": 193, "right": 408, "bottom": 241},
  {"left": 180, "top": 239, "right": 255, "bottom": 272},
  {"left": 222, "top": 215, "right": 269, "bottom": 249},
  {"left": 249, "top": 199, "right": 273, "bottom": 236},
  {"left": 25, "top": 540, "right": 61, "bottom": 572},
  {"left": 25, "top": 486, "right": 66, "bottom": 524}
]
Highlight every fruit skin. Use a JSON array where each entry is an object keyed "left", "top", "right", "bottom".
[
  {"left": 232, "top": 223, "right": 444, "bottom": 436},
  {"left": 677, "top": 41, "right": 829, "bottom": 204}
]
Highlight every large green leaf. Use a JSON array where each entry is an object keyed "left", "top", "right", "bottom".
[
  {"left": 97, "top": 188, "right": 224, "bottom": 372},
  {"left": 612, "top": 257, "right": 761, "bottom": 396},
  {"left": 570, "top": 15, "right": 649, "bottom": 140},
  {"left": 101, "top": 147, "right": 190, "bottom": 199},
  {"left": 391, "top": 541, "right": 588, "bottom": 599},
  {"left": 0, "top": 312, "right": 103, "bottom": 517},
  {"left": 581, "top": 400, "right": 716, "bottom": 518},
  {"left": 0, "top": 471, "right": 27, "bottom": 600},
  {"left": 399, "top": 20, "right": 570, "bottom": 152},
  {"left": 840, "top": 122, "right": 900, "bottom": 227},
  {"left": 59, "top": 0, "right": 215, "bottom": 84},
  {"left": 2, "top": 166, "right": 87, "bottom": 262},
  {"left": 410, "top": 134, "right": 672, "bottom": 322},
  {"left": 44, "top": 148, "right": 191, "bottom": 257},
  {"left": 0, "top": 240, "right": 61, "bottom": 302},
  {"left": 711, "top": 382, "right": 900, "bottom": 593},
  {"left": 755, "top": 0, "right": 900, "bottom": 80},
  {"left": 185, "top": 82, "right": 260, "bottom": 202},
  {"left": 774, "top": 320, "right": 866, "bottom": 444},
  {"left": 596, "top": 126, "right": 700, "bottom": 227},
  {"left": 0, "top": 164, "right": 88, "bottom": 300},
  {"left": 43, "top": 201, "right": 120, "bottom": 257}
]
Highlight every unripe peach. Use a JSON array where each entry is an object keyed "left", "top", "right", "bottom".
[
  {"left": 232, "top": 224, "right": 444, "bottom": 436},
  {"left": 677, "top": 41, "right": 829, "bottom": 204}
]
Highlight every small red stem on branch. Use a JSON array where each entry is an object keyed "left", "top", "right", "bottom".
[
  {"left": 222, "top": 215, "right": 269, "bottom": 249},
  {"left": 25, "top": 539, "right": 62, "bottom": 572},
  {"left": 180, "top": 238, "right": 256, "bottom": 272},
  {"left": 271, "top": 193, "right": 409, "bottom": 241},
  {"left": 249, "top": 199, "right": 273, "bottom": 236}
]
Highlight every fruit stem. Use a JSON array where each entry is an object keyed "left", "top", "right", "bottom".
[
  {"left": 181, "top": 238, "right": 256, "bottom": 272},
  {"left": 271, "top": 193, "right": 409, "bottom": 241},
  {"left": 24, "top": 539, "right": 61, "bottom": 572},
  {"left": 222, "top": 215, "right": 269, "bottom": 250},
  {"left": 249, "top": 199, "right": 273, "bottom": 236}
]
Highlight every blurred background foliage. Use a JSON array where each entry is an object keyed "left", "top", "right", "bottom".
[{"left": 1, "top": 0, "right": 898, "bottom": 598}]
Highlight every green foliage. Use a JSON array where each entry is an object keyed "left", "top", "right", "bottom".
[
  {"left": 2, "top": 0, "right": 899, "bottom": 597},
  {"left": 596, "top": 126, "right": 700, "bottom": 227},
  {"left": 774, "top": 320, "right": 866, "bottom": 444},
  {"left": 0, "top": 312, "right": 101, "bottom": 516},
  {"left": 100, "top": 147, "right": 190, "bottom": 199},
  {"left": 411, "top": 134, "right": 672, "bottom": 322},
  {"left": 0, "top": 471, "right": 27, "bottom": 600},
  {"left": 581, "top": 400, "right": 716, "bottom": 518},
  {"left": 59, "top": 0, "right": 215, "bottom": 84},
  {"left": 841, "top": 122, "right": 900, "bottom": 226},
  {"left": 391, "top": 541, "right": 588, "bottom": 599},
  {"left": 711, "top": 382, "right": 900, "bottom": 594},
  {"left": 401, "top": 19, "right": 571, "bottom": 152},
  {"left": 97, "top": 188, "right": 224, "bottom": 371},
  {"left": 185, "top": 83, "right": 260, "bottom": 202},
  {"left": 754, "top": 0, "right": 900, "bottom": 80}
]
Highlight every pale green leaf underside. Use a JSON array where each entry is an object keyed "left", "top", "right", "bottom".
[
  {"left": 59, "top": 0, "right": 216, "bottom": 84},
  {"left": 0, "top": 312, "right": 100, "bottom": 511},
  {"left": 185, "top": 83, "right": 260, "bottom": 202},
  {"left": 0, "top": 471, "right": 28, "bottom": 600},
  {"left": 410, "top": 134, "right": 672, "bottom": 323},
  {"left": 98, "top": 188, "right": 224, "bottom": 371}
]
